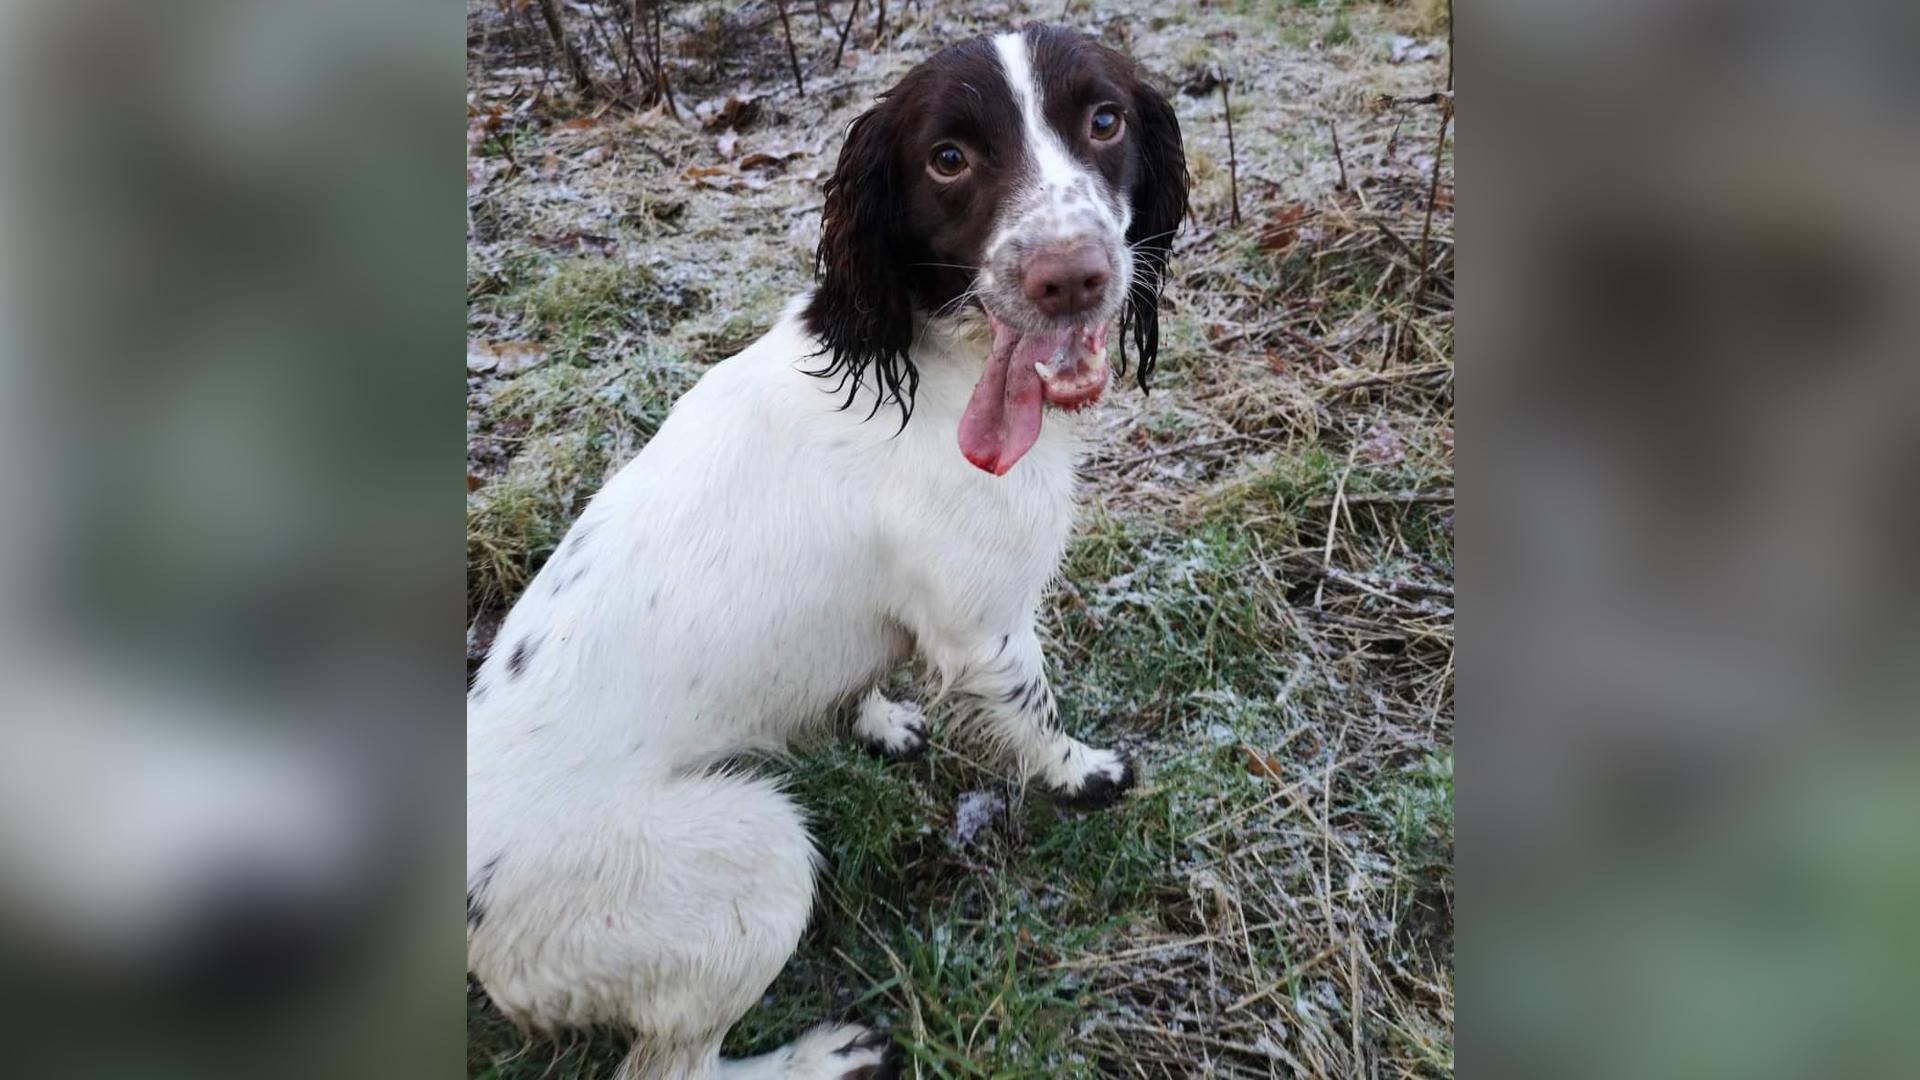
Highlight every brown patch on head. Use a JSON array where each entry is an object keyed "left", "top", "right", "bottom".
[{"left": 804, "top": 25, "right": 1188, "bottom": 417}]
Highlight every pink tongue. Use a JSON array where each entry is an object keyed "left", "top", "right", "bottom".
[{"left": 958, "top": 321, "right": 1071, "bottom": 475}]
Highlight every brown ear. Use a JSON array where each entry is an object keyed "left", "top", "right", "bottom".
[
  {"left": 801, "top": 101, "right": 920, "bottom": 426},
  {"left": 1120, "top": 74, "right": 1189, "bottom": 391}
]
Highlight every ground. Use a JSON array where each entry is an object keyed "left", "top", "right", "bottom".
[{"left": 466, "top": 1, "right": 1452, "bottom": 1076}]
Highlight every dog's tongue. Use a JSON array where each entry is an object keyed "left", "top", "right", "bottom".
[{"left": 958, "top": 320, "right": 1071, "bottom": 476}]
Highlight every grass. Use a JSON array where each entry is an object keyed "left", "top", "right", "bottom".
[{"left": 467, "top": 0, "right": 1453, "bottom": 1075}]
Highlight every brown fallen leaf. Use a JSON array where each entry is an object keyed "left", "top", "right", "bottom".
[
  {"left": 1239, "top": 745, "right": 1285, "bottom": 780},
  {"left": 467, "top": 338, "right": 550, "bottom": 376},
  {"left": 1257, "top": 203, "right": 1313, "bottom": 253},
  {"left": 696, "top": 93, "right": 762, "bottom": 132}
]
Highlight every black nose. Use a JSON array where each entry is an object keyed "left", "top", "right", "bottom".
[{"left": 1020, "top": 242, "right": 1112, "bottom": 317}]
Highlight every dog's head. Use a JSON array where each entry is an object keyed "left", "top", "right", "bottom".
[{"left": 804, "top": 24, "right": 1189, "bottom": 473}]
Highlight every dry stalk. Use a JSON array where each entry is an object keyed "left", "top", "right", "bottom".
[
  {"left": 534, "top": 0, "right": 592, "bottom": 92},
  {"left": 1413, "top": 98, "right": 1453, "bottom": 309},
  {"left": 773, "top": 0, "right": 806, "bottom": 94},
  {"left": 1219, "top": 70, "right": 1242, "bottom": 226}
]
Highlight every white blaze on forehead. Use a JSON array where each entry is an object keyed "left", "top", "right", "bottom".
[
  {"left": 989, "top": 30, "right": 1125, "bottom": 252},
  {"left": 993, "top": 31, "right": 1086, "bottom": 194}
]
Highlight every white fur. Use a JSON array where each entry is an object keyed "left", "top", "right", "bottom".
[{"left": 467, "top": 304, "right": 1129, "bottom": 1078}]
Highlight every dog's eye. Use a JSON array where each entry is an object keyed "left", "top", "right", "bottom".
[
  {"left": 928, "top": 143, "right": 970, "bottom": 179},
  {"left": 1089, "top": 106, "right": 1123, "bottom": 142}
]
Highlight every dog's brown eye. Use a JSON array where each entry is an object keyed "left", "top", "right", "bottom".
[
  {"left": 1089, "top": 106, "right": 1123, "bottom": 142},
  {"left": 928, "top": 143, "right": 969, "bottom": 179}
]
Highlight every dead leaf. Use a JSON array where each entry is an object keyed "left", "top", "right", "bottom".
[
  {"left": 555, "top": 116, "right": 598, "bottom": 132},
  {"left": 532, "top": 231, "right": 617, "bottom": 256},
  {"left": 1359, "top": 419, "right": 1405, "bottom": 465},
  {"left": 467, "top": 339, "right": 550, "bottom": 376},
  {"left": 1257, "top": 203, "right": 1313, "bottom": 253},
  {"left": 467, "top": 471, "right": 484, "bottom": 493},
  {"left": 1239, "top": 745, "right": 1285, "bottom": 780},
  {"left": 736, "top": 141, "right": 819, "bottom": 170},
  {"left": 696, "top": 93, "right": 762, "bottom": 132},
  {"left": 1180, "top": 68, "right": 1221, "bottom": 98}
]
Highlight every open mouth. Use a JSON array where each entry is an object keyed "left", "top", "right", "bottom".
[{"left": 957, "top": 313, "right": 1112, "bottom": 476}]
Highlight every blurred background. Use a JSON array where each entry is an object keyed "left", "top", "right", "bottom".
[
  {"left": 0, "top": 0, "right": 460, "bottom": 1077},
  {"left": 0, "top": 0, "right": 1912, "bottom": 1076},
  {"left": 1469, "top": 0, "right": 1920, "bottom": 1076}
]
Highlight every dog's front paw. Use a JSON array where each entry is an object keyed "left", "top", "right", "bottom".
[
  {"left": 1041, "top": 742, "right": 1136, "bottom": 809},
  {"left": 786, "top": 1021, "right": 898, "bottom": 1080},
  {"left": 854, "top": 694, "right": 928, "bottom": 761}
]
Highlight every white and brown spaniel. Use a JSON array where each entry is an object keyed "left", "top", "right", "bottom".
[{"left": 468, "top": 24, "right": 1188, "bottom": 1080}]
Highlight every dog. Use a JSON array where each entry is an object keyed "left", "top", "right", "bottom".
[{"left": 468, "top": 24, "right": 1187, "bottom": 1079}]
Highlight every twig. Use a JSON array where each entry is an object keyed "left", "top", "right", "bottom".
[
  {"left": 534, "top": 0, "right": 592, "bottom": 93},
  {"left": 1316, "top": 566, "right": 1454, "bottom": 601},
  {"left": 1316, "top": 363, "right": 1450, "bottom": 399},
  {"left": 1305, "top": 487, "right": 1452, "bottom": 509},
  {"left": 1377, "top": 90, "right": 1454, "bottom": 109},
  {"left": 1413, "top": 99, "right": 1452, "bottom": 309},
  {"left": 1328, "top": 121, "right": 1349, "bottom": 191},
  {"left": 1313, "top": 446, "right": 1357, "bottom": 607},
  {"left": 834, "top": 0, "right": 860, "bottom": 67},
  {"left": 1095, "top": 430, "right": 1263, "bottom": 471},
  {"left": 1371, "top": 220, "right": 1422, "bottom": 270},
  {"left": 874, "top": 0, "right": 887, "bottom": 43},
  {"left": 1219, "top": 71, "right": 1241, "bottom": 227},
  {"left": 773, "top": 0, "right": 806, "bottom": 95},
  {"left": 1309, "top": 566, "right": 1452, "bottom": 614}
]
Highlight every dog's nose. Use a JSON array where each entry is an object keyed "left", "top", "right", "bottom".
[{"left": 1020, "top": 242, "right": 1111, "bottom": 318}]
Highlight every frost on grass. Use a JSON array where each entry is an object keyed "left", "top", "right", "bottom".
[{"left": 466, "top": 0, "right": 1453, "bottom": 1075}]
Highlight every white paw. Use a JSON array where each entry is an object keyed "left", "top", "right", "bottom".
[
  {"left": 1039, "top": 741, "right": 1136, "bottom": 808},
  {"left": 782, "top": 1022, "right": 894, "bottom": 1079},
  {"left": 853, "top": 693, "right": 928, "bottom": 761}
]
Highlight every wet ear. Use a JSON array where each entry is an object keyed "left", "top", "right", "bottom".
[
  {"left": 802, "top": 101, "right": 920, "bottom": 425},
  {"left": 1122, "top": 74, "right": 1189, "bottom": 391}
]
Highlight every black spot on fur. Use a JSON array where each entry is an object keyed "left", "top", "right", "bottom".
[
  {"left": 1052, "top": 752, "right": 1137, "bottom": 810},
  {"left": 507, "top": 637, "right": 538, "bottom": 679},
  {"left": 467, "top": 856, "right": 500, "bottom": 931}
]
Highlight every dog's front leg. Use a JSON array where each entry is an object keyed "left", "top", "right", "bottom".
[{"left": 938, "top": 627, "right": 1134, "bottom": 807}]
